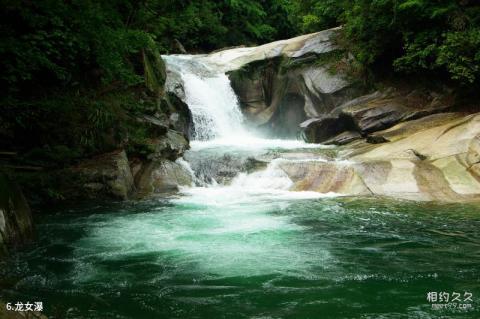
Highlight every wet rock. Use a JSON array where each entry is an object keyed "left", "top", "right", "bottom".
[
  {"left": 73, "top": 150, "right": 134, "bottom": 200},
  {"left": 227, "top": 29, "right": 362, "bottom": 138},
  {"left": 301, "top": 116, "right": 348, "bottom": 143},
  {"left": 146, "top": 130, "right": 189, "bottom": 161},
  {"left": 135, "top": 159, "right": 193, "bottom": 194},
  {"left": 0, "top": 173, "right": 34, "bottom": 258},
  {"left": 335, "top": 112, "right": 480, "bottom": 202},
  {"left": 164, "top": 92, "right": 192, "bottom": 138},
  {"left": 338, "top": 89, "right": 453, "bottom": 134},
  {"left": 324, "top": 131, "right": 362, "bottom": 145},
  {"left": 366, "top": 135, "right": 389, "bottom": 144},
  {"left": 278, "top": 161, "right": 371, "bottom": 195},
  {"left": 341, "top": 98, "right": 411, "bottom": 133}
]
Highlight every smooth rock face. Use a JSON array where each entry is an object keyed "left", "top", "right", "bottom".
[
  {"left": 324, "top": 131, "right": 362, "bottom": 145},
  {"left": 135, "top": 160, "right": 193, "bottom": 194},
  {"left": 229, "top": 57, "right": 358, "bottom": 137},
  {"left": 302, "top": 88, "right": 454, "bottom": 143},
  {"left": 74, "top": 150, "right": 135, "bottom": 200},
  {"left": 285, "top": 112, "right": 480, "bottom": 202},
  {"left": 202, "top": 28, "right": 341, "bottom": 72},
  {"left": 301, "top": 116, "right": 348, "bottom": 143},
  {"left": 0, "top": 173, "right": 34, "bottom": 258},
  {"left": 279, "top": 161, "right": 370, "bottom": 195}
]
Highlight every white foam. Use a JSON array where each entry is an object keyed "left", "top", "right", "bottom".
[{"left": 190, "top": 137, "right": 332, "bottom": 151}]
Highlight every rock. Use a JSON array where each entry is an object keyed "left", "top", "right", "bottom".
[
  {"left": 341, "top": 98, "right": 409, "bottom": 133},
  {"left": 301, "top": 116, "right": 349, "bottom": 143},
  {"left": 73, "top": 150, "right": 134, "bottom": 200},
  {"left": 338, "top": 89, "right": 453, "bottom": 134},
  {"left": 339, "top": 112, "right": 480, "bottom": 202},
  {"left": 202, "top": 27, "right": 342, "bottom": 72},
  {"left": 466, "top": 134, "right": 480, "bottom": 166},
  {"left": 278, "top": 160, "right": 371, "bottom": 195},
  {"left": 229, "top": 55, "right": 360, "bottom": 138},
  {"left": 347, "top": 113, "right": 480, "bottom": 162},
  {"left": 264, "top": 93, "right": 307, "bottom": 137},
  {"left": 366, "top": 135, "right": 389, "bottom": 144},
  {"left": 146, "top": 129, "right": 189, "bottom": 161},
  {"left": 143, "top": 47, "right": 166, "bottom": 93},
  {"left": 324, "top": 131, "right": 362, "bottom": 145},
  {"left": 0, "top": 173, "right": 34, "bottom": 258},
  {"left": 137, "top": 114, "right": 169, "bottom": 135},
  {"left": 164, "top": 92, "right": 192, "bottom": 138},
  {"left": 135, "top": 159, "right": 193, "bottom": 194},
  {"left": 280, "top": 111, "right": 480, "bottom": 202}
]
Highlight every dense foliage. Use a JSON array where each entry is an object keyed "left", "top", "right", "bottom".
[
  {"left": 289, "top": 0, "right": 480, "bottom": 86},
  {"left": 0, "top": 0, "right": 294, "bottom": 163},
  {"left": 0, "top": 0, "right": 294, "bottom": 93}
]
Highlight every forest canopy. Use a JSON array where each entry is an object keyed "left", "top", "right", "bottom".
[
  {"left": 291, "top": 0, "right": 480, "bottom": 85},
  {"left": 0, "top": 0, "right": 294, "bottom": 93},
  {"left": 1, "top": 0, "right": 479, "bottom": 93}
]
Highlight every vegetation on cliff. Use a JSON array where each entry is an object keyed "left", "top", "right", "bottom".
[
  {"left": 290, "top": 0, "right": 480, "bottom": 87},
  {"left": 0, "top": 0, "right": 294, "bottom": 166}
]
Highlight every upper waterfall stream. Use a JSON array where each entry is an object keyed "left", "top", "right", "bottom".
[{"left": 164, "top": 55, "right": 247, "bottom": 141}]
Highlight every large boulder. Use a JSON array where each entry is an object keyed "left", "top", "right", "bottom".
[
  {"left": 275, "top": 112, "right": 480, "bottom": 202},
  {"left": 330, "top": 113, "right": 480, "bottom": 201},
  {"left": 202, "top": 27, "right": 342, "bottom": 72},
  {"left": 279, "top": 160, "right": 371, "bottom": 195},
  {"left": 144, "top": 129, "right": 189, "bottom": 161},
  {"left": 338, "top": 89, "right": 452, "bottom": 134},
  {"left": 302, "top": 88, "right": 454, "bottom": 143},
  {"left": 72, "top": 150, "right": 135, "bottom": 200},
  {"left": 229, "top": 55, "right": 360, "bottom": 138},
  {"left": 0, "top": 173, "right": 34, "bottom": 258},
  {"left": 135, "top": 159, "right": 193, "bottom": 195}
]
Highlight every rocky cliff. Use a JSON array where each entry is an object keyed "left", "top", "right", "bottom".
[
  {"left": 4, "top": 49, "right": 195, "bottom": 207},
  {"left": 218, "top": 27, "right": 480, "bottom": 202}
]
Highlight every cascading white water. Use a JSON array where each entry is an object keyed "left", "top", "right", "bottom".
[
  {"left": 163, "top": 54, "right": 329, "bottom": 150},
  {"left": 163, "top": 55, "right": 248, "bottom": 141},
  {"left": 182, "top": 73, "right": 246, "bottom": 140}
]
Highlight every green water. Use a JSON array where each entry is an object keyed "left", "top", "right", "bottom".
[{"left": 1, "top": 195, "right": 479, "bottom": 318}]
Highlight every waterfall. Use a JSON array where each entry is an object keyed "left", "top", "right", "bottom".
[
  {"left": 163, "top": 53, "right": 329, "bottom": 191},
  {"left": 163, "top": 55, "right": 248, "bottom": 141}
]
